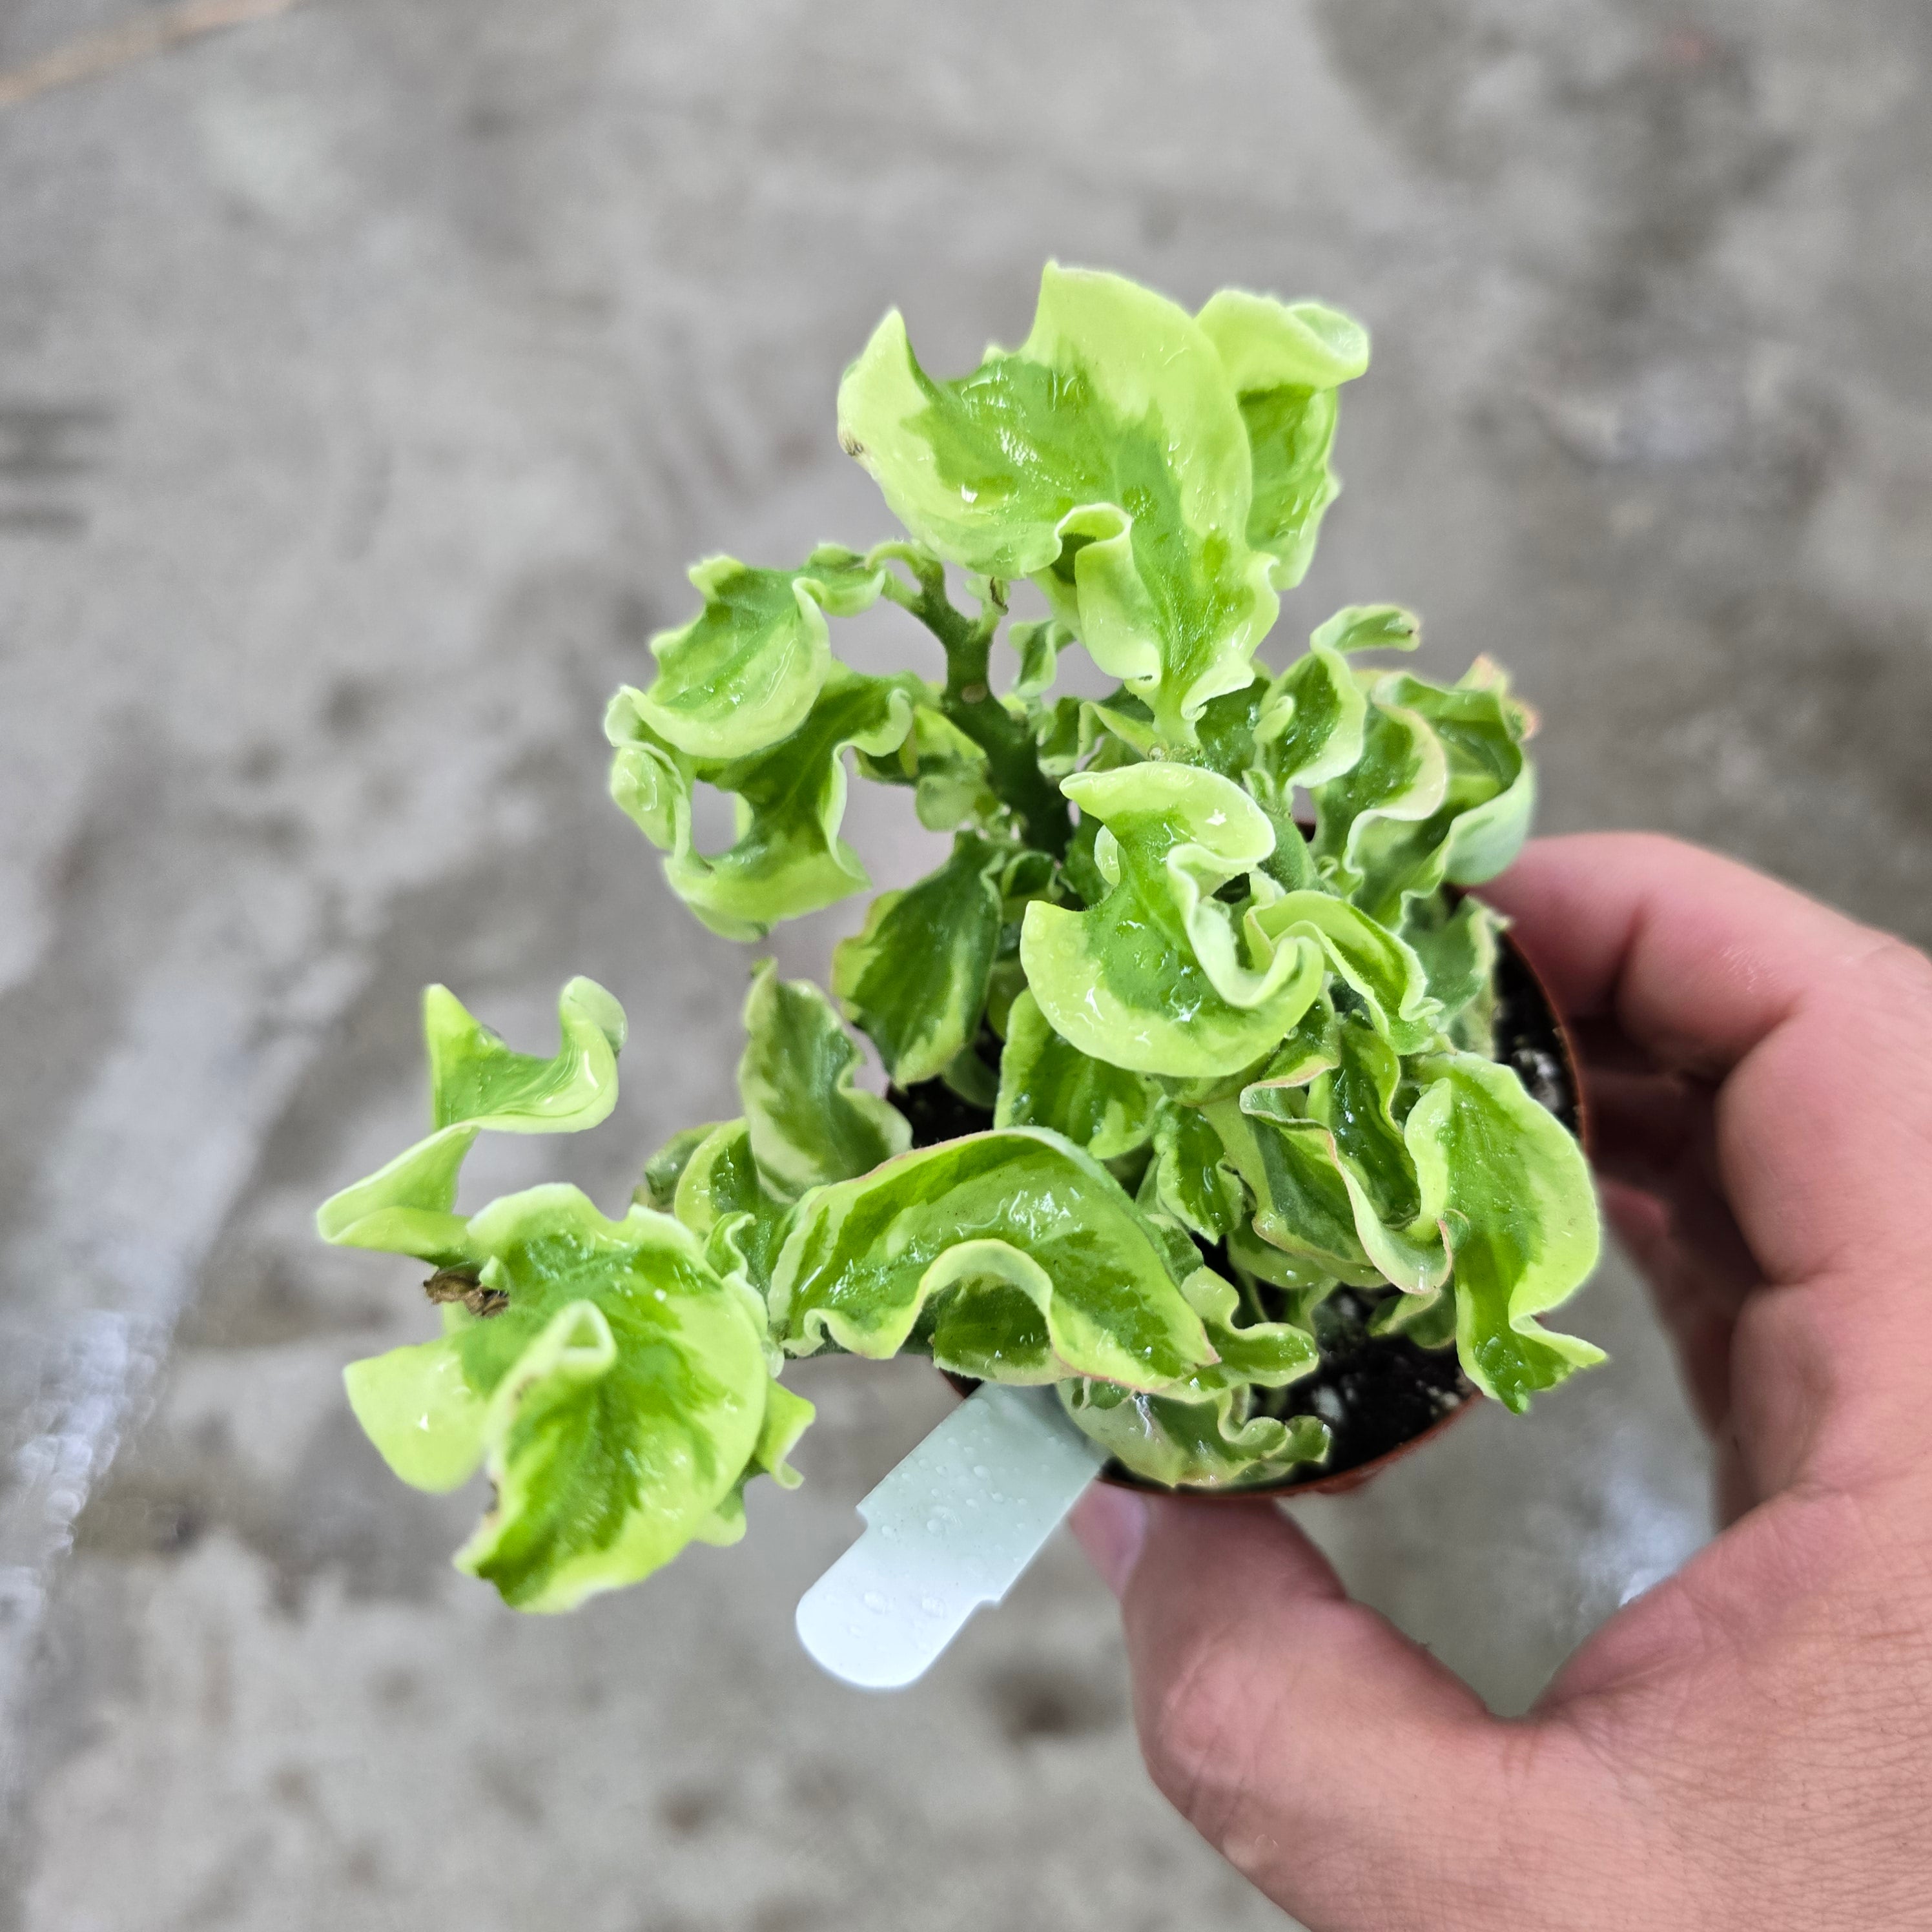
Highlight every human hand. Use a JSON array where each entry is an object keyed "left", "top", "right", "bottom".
[{"left": 1072, "top": 833, "right": 1932, "bottom": 1931}]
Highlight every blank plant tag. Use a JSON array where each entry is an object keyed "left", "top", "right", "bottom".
[{"left": 795, "top": 1382, "right": 1111, "bottom": 1690}]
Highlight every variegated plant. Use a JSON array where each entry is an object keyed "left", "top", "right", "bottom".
[{"left": 321, "top": 266, "right": 1601, "bottom": 1612}]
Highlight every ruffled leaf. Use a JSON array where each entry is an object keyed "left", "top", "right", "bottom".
[
  {"left": 1205, "top": 1098, "right": 1384, "bottom": 1287},
  {"left": 431, "top": 1189, "right": 774, "bottom": 1610},
  {"left": 628, "top": 548, "right": 889, "bottom": 761},
  {"left": 1253, "top": 610, "right": 1409, "bottom": 795},
  {"left": 1403, "top": 892, "right": 1501, "bottom": 1051},
  {"left": 1183, "top": 1267, "right": 1321, "bottom": 1392},
  {"left": 1347, "top": 665, "right": 1536, "bottom": 922},
  {"left": 832, "top": 831, "right": 1007, "bottom": 1085},
  {"left": 1020, "top": 765, "right": 1324, "bottom": 1078},
  {"left": 1231, "top": 1082, "right": 1450, "bottom": 1298},
  {"left": 1184, "top": 680, "right": 1319, "bottom": 892},
  {"left": 1067, "top": 1259, "right": 1331, "bottom": 1487},
  {"left": 638, "top": 1122, "right": 721, "bottom": 1213},
  {"left": 768, "top": 1127, "right": 1215, "bottom": 1391},
  {"left": 606, "top": 667, "right": 920, "bottom": 941},
  {"left": 669, "top": 1119, "right": 792, "bottom": 1305},
  {"left": 1247, "top": 889, "right": 1441, "bottom": 1053},
  {"left": 1310, "top": 690, "right": 1450, "bottom": 892},
  {"left": 1310, "top": 602, "right": 1422, "bottom": 657},
  {"left": 1410, "top": 664, "right": 1536, "bottom": 883},
  {"left": 1406, "top": 1053, "right": 1603, "bottom": 1412},
  {"left": 315, "top": 1124, "right": 480, "bottom": 1266},
  {"left": 994, "top": 987, "right": 1161, "bottom": 1160},
  {"left": 1197, "top": 289, "right": 1368, "bottom": 591},
  {"left": 1304, "top": 1011, "right": 1421, "bottom": 1230},
  {"left": 316, "top": 977, "right": 630, "bottom": 1265},
  {"left": 338, "top": 1184, "right": 802, "bottom": 1612},
  {"left": 1142, "top": 1100, "right": 1244, "bottom": 1241},
  {"left": 1006, "top": 618, "right": 1072, "bottom": 702},
  {"left": 854, "top": 701, "right": 1000, "bottom": 833},
  {"left": 343, "top": 1336, "right": 490, "bottom": 1493},
  {"left": 838, "top": 263, "right": 1280, "bottom": 741},
  {"left": 738, "top": 962, "right": 909, "bottom": 1199},
  {"left": 425, "top": 976, "right": 626, "bottom": 1134},
  {"left": 1061, "top": 1361, "right": 1328, "bottom": 1488}
]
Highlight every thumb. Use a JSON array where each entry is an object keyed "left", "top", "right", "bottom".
[{"left": 1073, "top": 1487, "right": 1601, "bottom": 1932}]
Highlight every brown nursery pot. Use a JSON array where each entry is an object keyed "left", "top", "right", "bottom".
[{"left": 912, "top": 918, "right": 1588, "bottom": 1504}]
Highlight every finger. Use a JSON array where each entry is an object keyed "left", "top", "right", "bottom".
[
  {"left": 1601, "top": 1179, "right": 1741, "bottom": 1437},
  {"left": 1485, "top": 834, "right": 1932, "bottom": 1290},
  {"left": 1563, "top": 1013, "right": 1655, "bottom": 1075},
  {"left": 1485, "top": 834, "right": 1904, "bottom": 1079},
  {"left": 1583, "top": 1067, "right": 1701, "bottom": 1193},
  {"left": 1072, "top": 1488, "right": 1603, "bottom": 1930},
  {"left": 1589, "top": 1075, "right": 1758, "bottom": 1303},
  {"left": 1599, "top": 1178, "right": 1672, "bottom": 1280}
]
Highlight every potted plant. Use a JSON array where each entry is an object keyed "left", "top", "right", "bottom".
[{"left": 318, "top": 265, "right": 1601, "bottom": 1614}]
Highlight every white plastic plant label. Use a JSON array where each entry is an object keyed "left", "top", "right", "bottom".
[{"left": 795, "top": 1382, "right": 1111, "bottom": 1690}]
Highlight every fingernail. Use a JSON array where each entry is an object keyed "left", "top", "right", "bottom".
[{"left": 1071, "top": 1485, "right": 1148, "bottom": 1597}]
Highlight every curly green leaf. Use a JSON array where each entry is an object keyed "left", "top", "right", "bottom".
[
  {"left": 606, "top": 668, "right": 920, "bottom": 941},
  {"left": 769, "top": 1127, "right": 1215, "bottom": 1391},
  {"left": 739, "top": 962, "right": 909, "bottom": 1200},
  {"left": 1206, "top": 1098, "right": 1384, "bottom": 1287},
  {"left": 1197, "top": 289, "right": 1368, "bottom": 591},
  {"left": 629, "top": 548, "right": 890, "bottom": 761},
  {"left": 1142, "top": 1100, "right": 1244, "bottom": 1241},
  {"left": 1254, "top": 623, "right": 1382, "bottom": 792},
  {"left": 1006, "top": 618, "right": 1072, "bottom": 702},
  {"left": 1406, "top": 1052, "right": 1603, "bottom": 1412},
  {"left": 838, "top": 264, "right": 1279, "bottom": 741},
  {"left": 854, "top": 701, "right": 1000, "bottom": 833},
  {"left": 668, "top": 1118, "right": 792, "bottom": 1305},
  {"left": 317, "top": 977, "right": 630, "bottom": 1264},
  {"left": 639, "top": 1122, "right": 721, "bottom": 1214},
  {"left": 1403, "top": 892, "right": 1501, "bottom": 1052},
  {"left": 1061, "top": 1375, "right": 1329, "bottom": 1489},
  {"left": 1311, "top": 690, "right": 1451, "bottom": 892},
  {"left": 1247, "top": 889, "right": 1440, "bottom": 1053},
  {"left": 426, "top": 976, "right": 626, "bottom": 1135},
  {"left": 1021, "top": 765, "right": 1324, "bottom": 1078},
  {"left": 832, "top": 831, "right": 1007, "bottom": 1086},
  {"left": 994, "top": 987, "right": 1162, "bottom": 1160},
  {"left": 343, "top": 1186, "right": 792, "bottom": 1612},
  {"left": 1347, "top": 664, "right": 1536, "bottom": 921},
  {"left": 1232, "top": 1080, "right": 1450, "bottom": 1297},
  {"left": 1306, "top": 1012, "right": 1419, "bottom": 1228}
]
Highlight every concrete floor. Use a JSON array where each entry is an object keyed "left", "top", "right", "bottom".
[{"left": 1, "top": 0, "right": 1929, "bottom": 1925}]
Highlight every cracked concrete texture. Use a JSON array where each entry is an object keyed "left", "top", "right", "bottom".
[{"left": 0, "top": 0, "right": 1928, "bottom": 1924}]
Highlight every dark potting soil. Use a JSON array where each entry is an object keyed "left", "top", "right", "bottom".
[
  {"left": 1493, "top": 932, "right": 1580, "bottom": 1139},
  {"left": 1261, "top": 1288, "right": 1474, "bottom": 1486},
  {"left": 887, "top": 1066, "right": 997, "bottom": 1147},
  {"left": 893, "top": 928, "right": 1580, "bottom": 1492}
]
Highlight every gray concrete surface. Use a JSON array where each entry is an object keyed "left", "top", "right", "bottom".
[{"left": 1, "top": 0, "right": 1929, "bottom": 1925}]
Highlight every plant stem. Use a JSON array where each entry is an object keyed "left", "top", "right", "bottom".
[
  {"left": 1237, "top": 1271, "right": 1269, "bottom": 1328},
  {"left": 888, "top": 558, "right": 1071, "bottom": 858}
]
